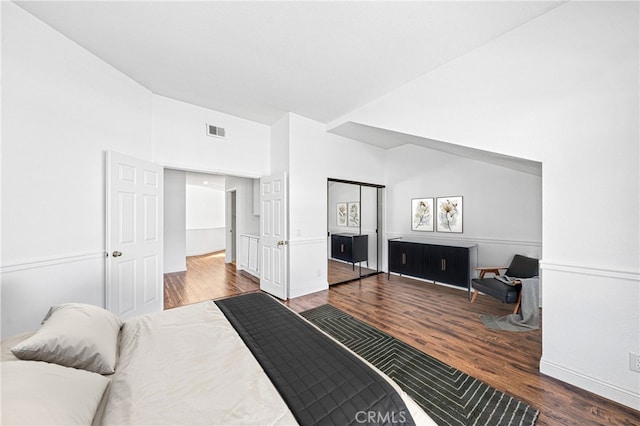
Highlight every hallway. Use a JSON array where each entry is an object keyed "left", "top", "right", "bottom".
[{"left": 163, "top": 251, "right": 259, "bottom": 309}]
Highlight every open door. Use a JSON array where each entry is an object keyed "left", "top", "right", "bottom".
[
  {"left": 259, "top": 172, "right": 288, "bottom": 299},
  {"left": 106, "top": 151, "right": 163, "bottom": 318}
]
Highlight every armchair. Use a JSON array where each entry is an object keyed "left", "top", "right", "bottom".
[{"left": 470, "top": 254, "right": 539, "bottom": 314}]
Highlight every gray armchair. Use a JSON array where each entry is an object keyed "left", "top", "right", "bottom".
[{"left": 470, "top": 255, "right": 539, "bottom": 314}]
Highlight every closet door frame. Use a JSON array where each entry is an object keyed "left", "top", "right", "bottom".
[{"left": 327, "top": 178, "right": 385, "bottom": 285}]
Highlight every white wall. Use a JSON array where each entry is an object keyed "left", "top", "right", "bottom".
[
  {"left": 186, "top": 228, "right": 226, "bottom": 256},
  {"left": 164, "top": 169, "right": 186, "bottom": 273},
  {"left": 331, "top": 2, "right": 639, "bottom": 410},
  {"left": 270, "top": 113, "right": 290, "bottom": 175},
  {"left": 1, "top": 3, "right": 153, "bottom": 337},
  {"left": 152, "top": 95, "right": 270, "bottom": 177},
  {"left": 385, "top": 144, "right": 541, "bottom": 267},
  {"left": 287, "top": 114, "right": 387, "bottom": 297},
  {"left": 287, "top": 114, "right": 539, "bottom": 297},
  {"left": 186, "top": 185, "right": 226, "bottom": 256},
  {"left": 0, "top": 4, "right": 271, "bottom": 337}
]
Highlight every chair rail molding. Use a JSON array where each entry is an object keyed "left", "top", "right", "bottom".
[
  {"left": 0, "top": 250, "right": 106, "bottom": 274},
  {"left": 289, "top": 237, "right": 327, "bottom": 246},
  {"left": 540, "top": 260, "right": 639, "bottom": 282}
]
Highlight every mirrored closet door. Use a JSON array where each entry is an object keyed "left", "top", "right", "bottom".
[{"left": 327, "top": 179, "right": 384, "bottom": 285}]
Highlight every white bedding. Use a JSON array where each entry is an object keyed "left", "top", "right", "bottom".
[
  {"left": 101, "top": 301, "right": 296, "bottom": 425},
  {"left": 101, "top": 300, "right": 437, "bottom": 425},
  {"left": 2, "top": 299, "right": 436, "bottom": 425}
]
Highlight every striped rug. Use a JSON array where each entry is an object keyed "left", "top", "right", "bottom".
[{"left": 300, "top": 304, "right": 539, "bottom": 426}]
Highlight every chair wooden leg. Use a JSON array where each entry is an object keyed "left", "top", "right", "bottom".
[
  {"left": 470, "top": 290, "right": 479, "bottom": 303},
  {"left": 513, "top": 292, "right": 522, "bottom": 314}
]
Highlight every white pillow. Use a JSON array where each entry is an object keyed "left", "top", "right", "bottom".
[
  {"left": 1, "top": 332, "right": 34, "bottom": 362},
  {"left": 10, "top": 303, "right": 122, "bottom": 374},
  {"left": 1, "top": 360, "right": 110, "bottom": 425}
]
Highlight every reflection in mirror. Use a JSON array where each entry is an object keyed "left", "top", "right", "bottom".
[{"left": 327, "top": 180, "right": 383, "bottom": 285}]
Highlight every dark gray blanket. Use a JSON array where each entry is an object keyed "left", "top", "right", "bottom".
[{"left": 215, "top": 292, "right": 415, "bottom": 426}]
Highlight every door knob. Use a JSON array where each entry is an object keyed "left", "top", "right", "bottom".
[{"left": 112, "top": 251, "right": 123, "bottom": 257}]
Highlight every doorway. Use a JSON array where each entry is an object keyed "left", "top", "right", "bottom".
[
  {"left": 327, "top": 178, "right": 384, "bottom": 285},
  {"left": 226, "top": 189, "right": 237, "bottom": 264},
  {"left": 163, "top": 170, "right": 261, "bottom": 308}
]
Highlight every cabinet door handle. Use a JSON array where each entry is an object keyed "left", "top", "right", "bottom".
[
  {"left": 340, "top": 244, "right": 344, "bottom": 252},
  {"left": 441, "top": 259, "right": 446, "bottom": 270},
  {"left": 402, "top": 253, "right": 406, "bottom": 265}
]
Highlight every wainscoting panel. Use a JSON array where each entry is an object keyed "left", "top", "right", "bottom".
[
  {"left": 539, "top": 263, "right": 640, "bottom": 411},
  {"left": 186, "top": 227, "right": 226, "bottom": 256},
  {"left": 289, "top": 238, "right": 329, "bottom": 299},
  {"left": 1, "top": 252, "right": 105, "bottom": 338}
]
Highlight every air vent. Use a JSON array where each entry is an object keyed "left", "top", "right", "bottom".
[{"left": 206, "top": 124, "right": 226, "bottom": 139}]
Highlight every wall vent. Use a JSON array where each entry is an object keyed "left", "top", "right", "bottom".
[{"left": 206, "top": 124, "right": 226, "bottom": 138}]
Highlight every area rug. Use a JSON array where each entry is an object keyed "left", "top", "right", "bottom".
[{"left": 300, "top": 304, "right": 539, "bottom": 426}]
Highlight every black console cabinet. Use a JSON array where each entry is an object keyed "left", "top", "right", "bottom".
[
  {"left": 388, "top": 241, "right": 423, "bottom": 277},
  {"left": 388, "top": 239, "right": 477, "bottom": 298},
  {"left": 331, "top": 233, "right": 368, "bottom": 270}
]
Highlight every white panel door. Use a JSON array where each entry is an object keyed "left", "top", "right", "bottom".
[
  {"left": 260, "top": 172, "right": 288, "bottom": 299},
  {"left": 106, "top": 151, "right": 163, "bottom": 319}
]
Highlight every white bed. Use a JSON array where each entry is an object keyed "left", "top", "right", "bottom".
[{"left": 1, "top": 296, "right": 436, "bottom": 425}]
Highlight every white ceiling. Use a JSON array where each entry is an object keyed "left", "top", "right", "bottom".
[
  {"left": 185, "top": 172, "right": 226, "bottom": 191},
  {"left": 331, "top": 122, "right": 542, "bottom": 175},
  {"left": 16, "top": 1, "right": 564, "bottom": 126}
]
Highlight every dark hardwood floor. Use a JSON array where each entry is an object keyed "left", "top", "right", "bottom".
[
  {"left": 164, "top": 252, "right": 639, "bottom": 426},
  {"left": 328, "top": 258, "right": 379, "bottom": 285}
]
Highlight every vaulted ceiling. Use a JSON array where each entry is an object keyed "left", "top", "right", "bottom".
[{"left": 16, "top": 1, "right": 563, "bottom": 126}]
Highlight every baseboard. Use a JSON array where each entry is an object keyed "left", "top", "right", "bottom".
[
  {"left": 540, "top": 359, "right": 640, "bottom": 411},
  {"left": 289, "top": 282, "right": 329, "bottom": 299},
  {"left": 185, "top": 249, "right": 224, "bottom": 257}
]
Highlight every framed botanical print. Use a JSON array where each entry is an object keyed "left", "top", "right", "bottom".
[
  {"left": 411, "top": 198, "right": 434, "bottom": 231},
  {"left": 436, "top": 196, "right": 463, "bottom": 233},
  {"left": 336, "top": 202, "right": 348, "bottom": 226},
  {"left": 347, "top": 202, "right": 360, "bottom": 227}
]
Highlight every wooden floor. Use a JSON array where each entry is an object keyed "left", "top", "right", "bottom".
[
  {"left": 164, "top": 252, "right": 639, "bottom": 426},
  {"left": 328, "top": 258, "right": 379, "bottom": 285},
  {"left": 164, "top": 251, "right": 260, "bottom": 308}
]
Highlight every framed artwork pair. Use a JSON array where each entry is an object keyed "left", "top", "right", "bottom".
[
  {"left": 411, "top": 196, "right": 463, "bottom": 233},
  {"left": 336, "top": 202, "right": 360, "bottom": 227}
]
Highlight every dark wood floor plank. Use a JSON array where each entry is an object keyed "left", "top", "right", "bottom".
[{"left": 164, "top": 253, "right": 639, "bottom": 426}]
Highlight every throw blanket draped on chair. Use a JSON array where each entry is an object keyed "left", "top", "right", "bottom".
[{"left": 480, "top": 277, "right": 540, "bottom": 332}]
